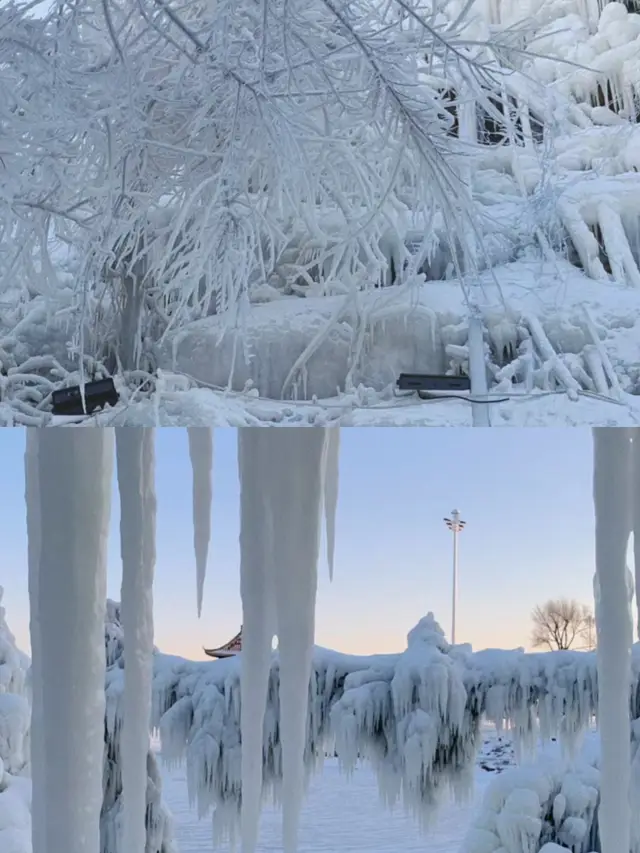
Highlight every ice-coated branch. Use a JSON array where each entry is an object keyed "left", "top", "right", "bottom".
[
  {"left": 27, "top": 428, "right": 114, "bottom": 853},
  {"left": 116, "top": 429, "right": 157, "bottom": 853}
]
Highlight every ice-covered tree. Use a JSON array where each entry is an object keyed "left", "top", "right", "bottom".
[{"left": 2, "top": 0, "right": 505, "bottom": 380}]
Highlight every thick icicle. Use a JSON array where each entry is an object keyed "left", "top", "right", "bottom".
[
  {"left": 187, "top": 428, "right": 213, "bottom": 617},
  {"left": 633, "top": 431, "right": 640, "bottom": 640},
  {"left": 24, "top": 431, "right": 44, "bottom": 853},
  {"left": 323, "top": 428, "right": 340, "bottom": 580},
  {"left": 116, "top": 429, "right": 157, "bottom": 853},
  {"left": 593, "top": 427, "right": 634, "bottom": 853},
  {"left": 237, "top": 431, "right": 277, "bottom": 853},
  {"left": 237, "top": 429, "right": 328, "bottom": 853},
  {"left": 270, "top": 429, "right": 328, "bottom": 853},
  {"left": 29, "top": 429, "right": 114, "bottom": 853}
]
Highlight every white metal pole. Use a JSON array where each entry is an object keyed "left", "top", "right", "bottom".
[
  {"left": 452, "top": 522, "right": 458, "bottom": 645},
  {"left": 445, "top": 510, "right": 465, "bottom": 646}
]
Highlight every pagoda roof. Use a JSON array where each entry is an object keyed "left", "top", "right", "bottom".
[{"left": 204, "top": 627, "right": 242, "bottom": 659}]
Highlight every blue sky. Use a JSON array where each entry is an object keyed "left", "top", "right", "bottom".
[{"left": 1, "top": 429, "right": 600, "bottom": 659}]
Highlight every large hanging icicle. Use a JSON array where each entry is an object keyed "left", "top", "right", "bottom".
[
  {"left": 633, "top": 431, "right": 640, "bottom": 641},
  {"left": 24, "top": 431, "right": 44, "bottom": 853},
  {"left": 323, "top": 428, "right": 340, "bottom": 580},
  {"left": 116, "top": 429, "right": 157, "bottom": 853},
  {"left": 237, "top": 431, "right": 277, "bottom": 853},
  {"left": 28, "top": 429, "right": 114, "bottom": 853},
  {"left": 592, "top": 427, "right": 634, "bottom": 853},
  {"left": 237, "top": 428, "right": 329, "bottom": 853},
  {"left": 187, "top": 428, "right": 213, "bottom": 617}
]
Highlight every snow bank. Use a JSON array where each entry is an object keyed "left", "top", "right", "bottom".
[
  {"left": 0, "top": 590, "right": 32, "bottom": 853},
  {"left": 462, "top": 758, "right": 601, "bottom": 853},
  {"left": 0, "top": 765, "right": 32, "bottom": 853},
  {"left": 0, "top": 587, "right": 30, "bottom": 775}
]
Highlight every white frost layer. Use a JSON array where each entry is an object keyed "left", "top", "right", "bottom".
[
  {"left": 187, "top": 428, "right": 213, "bottom": 617},
  {"left": 117, "top": 429, "right": 157, "bottom": 853},
  {"left": 592, "top": 427, "right": 633, "bottom": 853},
  {"left": 29, "top": 429, "right": 113, "bottom": 853}
]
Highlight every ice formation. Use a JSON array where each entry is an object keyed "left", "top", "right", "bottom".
[
  {"left": 0, "top": 591, "right": 32, "bottom": 853},
  {"left": 24, "top": 433, "right": 42, "bottom": 853},
  {"left": 592, "top": 428, "right": 634, "bottom": 853},
  {"left": 22, "top": 426, "right": 640, "bottom": 853},
  {"left": 27, "top": 429, "right": 113, "bottom": 853},
  {"left": 237, "top": 428, "right": 328, "bottom": 853},
  {"left": 8, "top": 0, "right": 640, "bottom": 421},
  {"left": 187, "top": 428, "right": 213, "bottom": 617},
  {"left": 463, "top": 759, "right": 601, "bottom": 853},
  {"left": 323, "top": 428, "right": 340, "bottom": 580},
  {"left": 0, "top": 587, "right": 30, "bottom": 776},
  {"left": 103, "top": 601, "right": 176, "bottom": 853},
  {"left": 98, "top": 612, "right": 640, "bottom": 846},
  {"left": 116, "top": 430, "right": 157, "bottom": 853}
]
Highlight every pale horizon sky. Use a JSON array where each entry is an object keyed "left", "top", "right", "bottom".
[{"left": 1, "top": 428, "right": 609, "bottom": 660}]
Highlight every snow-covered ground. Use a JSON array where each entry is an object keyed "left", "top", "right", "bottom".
[
  {"left": 160, "top": 729, "right": 517, "bottom": 853},
  {"left": 162, "top": 759, "right": 491, "bottom": 853}
]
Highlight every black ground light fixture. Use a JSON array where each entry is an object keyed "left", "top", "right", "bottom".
[
  {"left": 396, "top": 373, "right": 471, "bottom": 394},
  {"left": 51, "top": 378, "right": 119, "bottom": 416}
]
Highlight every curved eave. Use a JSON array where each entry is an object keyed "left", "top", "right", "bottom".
[{"left": 204, "top": 647, "right": 240, "bottom": 659}]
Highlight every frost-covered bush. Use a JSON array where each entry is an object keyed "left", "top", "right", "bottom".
[{"left": 461, "top": 758, "right": 601, "bottom": 853}]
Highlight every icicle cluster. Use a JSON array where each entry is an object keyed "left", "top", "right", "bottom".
[
  {"left": 96, "top": 613, "right": 640, "bottom": 847},
  {"left": 236, "top": 427, "right": 338, "bottom": 853}
]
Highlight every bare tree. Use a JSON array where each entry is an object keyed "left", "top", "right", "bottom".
[{"left": 531, "top": 599, "right": 594, "bottom": 651}]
